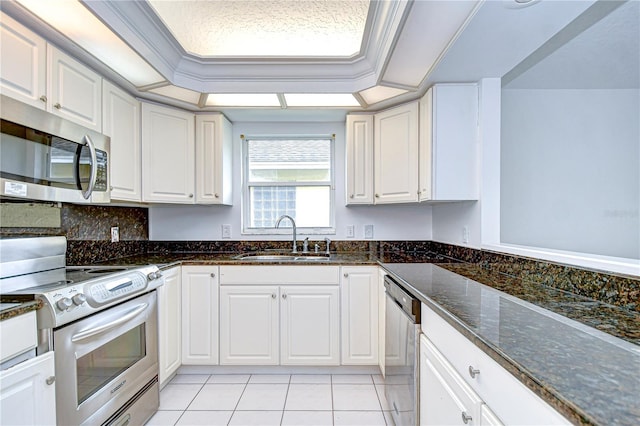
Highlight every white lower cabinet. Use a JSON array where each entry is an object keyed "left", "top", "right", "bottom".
[
  {"left": 280, "top": 285, "right": 340, "bottom": 365},
  {"left": 420, "top": 304, "right": 569, "bottom": 425},
  {"left": 157, "top": 267, "right": 181, "bottom": 387},
  {"left": 0, "top": 351, "right": 56, "bottom": 425},
  {"left": 181, "top": 266, "right": 219, "bottom": 365},
  {"left": 219, "top": 285, "right": 280, "bottom": 365},
  {"left": 340, "top": 266, "right": 379, "bottom": 365},
  {"left": 420, "top": 335, "right": 484, "bottom": 426},
  {"left": 219, "top": 266, "right": 341, "bottom": 366}
]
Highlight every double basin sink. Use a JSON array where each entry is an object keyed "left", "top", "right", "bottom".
[{"left": 233, "top": 253, "right": 331, "bottom": 262}]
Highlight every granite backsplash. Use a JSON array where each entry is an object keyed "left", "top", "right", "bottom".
[{"left": 1, "top": 201, "right": 637, "bottom": 311}]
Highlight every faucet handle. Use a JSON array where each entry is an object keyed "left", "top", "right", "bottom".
[
  {"left": 302, "top": 237, "right": 309, "bottom": 253},
  {"left": 324, "top": 238, "right": 331, "bottom": 255}
]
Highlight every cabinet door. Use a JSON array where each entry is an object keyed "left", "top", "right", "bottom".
[
  {"left": 48, "top": 46, "right": 102, "bottom": 132},
  {"left": 142, "top": 102, "right": 195, "bottom": 203},
  {"left": 378, "top": 268, "right": 386, "bottom": 375},
  {"left": 420, "top": 84, "right": 479, "bottom": 201},
  {"left": 341, "top": 266, "right": 379, "bottom": 365},
  {"left": 374, "top": 102, "right": 419, "bottom": 203},
  {"left": 0, "top": 12, "right": 47, "bottom": 109},
  {"left": 280, "top": 285, "right": 340, "bottom": 365},
  {"left": 219, "top": 285, "right": 279, "bottom": 365},
  {"left": 345, "top": 114, "right": 374, "bottom": 204},
  {"left": 195, "top": 114, "right": 233, "bottom": 205},
  {"left": 158, "top": 267, "right": 182, "bottom": 386},
  {"left": 103, "top": 80, "right": 141, "bottom": 201},
  {"left": 420, "top": 335, "right": 482, "bottom": 426},
  {"left": 0, "top": 351, "right": 56, "bottom": 426},
  {"left": 181, "top": 266, "right": 219, "bottom": 365}
]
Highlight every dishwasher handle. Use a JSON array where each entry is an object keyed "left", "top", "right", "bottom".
[{"left": 384, "top": 275, "right": 420, "bottom": 323}]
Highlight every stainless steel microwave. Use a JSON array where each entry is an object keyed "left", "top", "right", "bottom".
[{"left": 0, "top": 95, "right": 110, "bottom": 204}]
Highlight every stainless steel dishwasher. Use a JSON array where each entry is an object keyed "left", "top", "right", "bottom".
[{"left": 384, "top": 275, "right": 421, "bottom": 426}]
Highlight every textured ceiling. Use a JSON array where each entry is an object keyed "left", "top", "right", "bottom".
[{"left": 148, "top": 0, "right": 370, "bottom": 57}]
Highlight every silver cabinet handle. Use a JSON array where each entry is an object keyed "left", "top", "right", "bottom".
[
  {"left": 462, "top": 412, "right": 472, "bottom": 424},
  {"left": 282, "top": 294, "right": 287, "bottom": 299},
  {"left": 46, "top": 376, "right": 55, "bottom": 385},
  {"left": 469, "top": 366, "right": 480, "bottom": 378},
  {"left": 39, "top": 95, "right": 47, "bottom": 103},
  {"left": 343, "top": 273, "right": 349, "bottom": 278},
  {"left": 271, "top": 294, "right": 276, "bottom": 299},
  {"left": 349, "top": 194, "right": 354, "bottom": 199},
  {"left": 188, "top": 193, "right": 194, "bottom": 198},
  {"left": 215, "top": 193, "right": 219, "bottom": 198},
  {"left": 54, "top": 102, "right": 61, "bottom": 109},
  {"left": 375, "top": 193, "right": 379, "bottom": 198},
  {"left": 210, "top": 273, "right": 216, "bottom": 278}
]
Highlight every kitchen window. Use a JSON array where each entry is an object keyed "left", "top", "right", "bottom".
[{"left": 242, "top": 136, "right": 335, "bottom": 234}]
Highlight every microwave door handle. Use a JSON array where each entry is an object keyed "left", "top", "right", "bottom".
[
  {"left": 70, "top": 303, "right": 148, "bottom": 342},
  {"left": 81, "top": 134, "right": 98, "bottom": 200}
]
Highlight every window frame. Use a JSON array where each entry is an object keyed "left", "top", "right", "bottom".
[{"left": 241, "top": 134, "right": 336, "bottom": 236}]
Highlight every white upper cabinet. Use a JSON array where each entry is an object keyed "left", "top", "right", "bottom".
[
  {"left": 419, "top": 83, "right": 479, "bottom": 201},
  {"left": 374, "top": 101, "right": 419, "bottom": 204},
  {"left": 103, "top": 81, "right": 141, "bottom": 202},
  {"left": 195, "top": 114, "right": 233, "bottom": 205},
  {"left": 48, "top": 46, "right": 102, "bottom": 132},
  {"left": 345, "top": 114, "right": 374, "bottom": 205},
  {"left": 141, "top": 102, "right": 195, "bottom": 203},
  {"left": 0, "top": 13, "right": 101, "bottom": 132},
  {"left": 0, "top": 12, "right": 47, "bottom": 109}
]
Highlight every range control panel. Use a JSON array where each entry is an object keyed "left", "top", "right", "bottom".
[{"left": 88, "top": 272, "right": 146, "bottom": 304}]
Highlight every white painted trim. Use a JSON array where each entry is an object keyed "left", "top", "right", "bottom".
[
  {"left": 479, "top": 78, "right": 501, "bottom": 247},
  {"left": 482, "top": 243, "right": 640, "bottom": 277},
  {"left": 479, "top": 78, "right": 639, "bottom": 277}
]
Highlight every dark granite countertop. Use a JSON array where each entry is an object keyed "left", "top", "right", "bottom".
[
  {"left": 0, "top": 297, "right": 42, "bottom": 321},
  {"left": 381, "top": 262, "right": 640, "bottom": 426}
]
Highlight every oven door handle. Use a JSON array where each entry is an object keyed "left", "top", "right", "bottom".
[{"left": 71, "top": 303, "right": 148, "bottom": 342}]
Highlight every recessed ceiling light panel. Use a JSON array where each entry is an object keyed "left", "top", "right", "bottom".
[
  {"left": 16, "top": 0, "right": 164, "bottom": 87},
  {"left": 206, "top": 94, "right": 281, "bottom": 107},
  {"left": 148, "top": 0, "right": 370, "bottom": 57},
  {"left": 149, "top": 85, "right": 201, "bottom": 104},
  {"left": 284, "top": 93, "right": 361, "bottom": 107},
  {"left": 359, "top": 86, "right": 409, "bottom": 105}
]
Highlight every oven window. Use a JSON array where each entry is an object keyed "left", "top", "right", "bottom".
[{"left": 76, "top": 323, "right": 146, "bottom": 405}]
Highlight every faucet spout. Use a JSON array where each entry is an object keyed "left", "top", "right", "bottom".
[{"left": 275, "top": 215, "right": 297, "bottom": 253}]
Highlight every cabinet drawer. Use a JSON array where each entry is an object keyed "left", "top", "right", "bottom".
[
  {"left": 421, "top": 304, "right": 569, "bottom": 425},
  {"left": 420, "top": 334, "right": 482, "bottom": 426},
  {"left": 219, "top": 266, "right": 340, "bottom": 285},
  {"left": 0, "top": 311, "right": 37, "bottom": 364}
]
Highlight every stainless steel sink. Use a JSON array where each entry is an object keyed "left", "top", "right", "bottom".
[{"left": 234, "top": 254, "right": 331, "bottom": 262}]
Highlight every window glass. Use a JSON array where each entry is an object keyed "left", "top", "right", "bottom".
[{"left": 244, "top": 138, "right": 334, "bottom": 232}]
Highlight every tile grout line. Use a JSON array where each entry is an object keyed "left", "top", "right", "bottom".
[
  {"left": 227, "top": 374, "right": 252, "bottom": 425},
  {"left": 279, "top": 375, "right": 293, "bottom": 425}
]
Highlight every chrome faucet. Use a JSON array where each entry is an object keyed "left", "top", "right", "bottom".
[{"left": 275, "top": 215, "right": 297, "bottom": 253}]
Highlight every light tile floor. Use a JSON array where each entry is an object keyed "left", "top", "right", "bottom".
[{"left": 147, "top": 373, "right": 394, "bottom": 426}]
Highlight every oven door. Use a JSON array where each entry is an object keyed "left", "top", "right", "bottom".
[{"left": 53, "top": 291, "right": 158, "bottom": 426}]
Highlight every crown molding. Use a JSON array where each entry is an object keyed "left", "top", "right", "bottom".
[{"left": 81, "top": 0, "right": 411, "bottom": 93}]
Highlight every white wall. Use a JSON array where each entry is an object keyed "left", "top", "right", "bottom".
[
  {"left": 149, "top": 121, "right": 433, "bottom": 241},
  {"left": 501, "top": 89, "right": 639, "bottom": 260}
]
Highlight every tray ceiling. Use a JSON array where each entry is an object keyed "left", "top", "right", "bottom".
[
  {"left": 147, "top": 0, "right": 370, "bottom": 58},
  {"left": 7, "top": 0, "right": 482, "bottom": 112}
]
